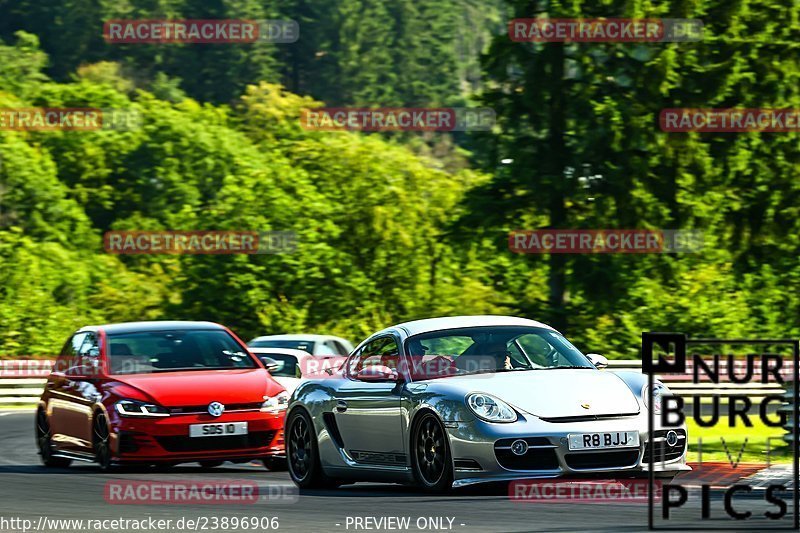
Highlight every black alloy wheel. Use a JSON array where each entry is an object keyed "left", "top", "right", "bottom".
[
  {"left": 36, "top": 410, "right": 71, "bottom": 468},
  {"left": 412, "top": 412, "right": 453, "bottom": 492},
  {"left": 93, "top": 412, "right": 113, "bottom": 470},
  {"left": 286, "top": 409, "right": 337, "bottom": 489}
]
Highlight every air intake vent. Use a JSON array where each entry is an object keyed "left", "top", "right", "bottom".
[{"left": 323, "top": 412, "right": 345, "bottom": 449}]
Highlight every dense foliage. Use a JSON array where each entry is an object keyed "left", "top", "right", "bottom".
[{"left": 1, "top": 0, "right": 799, "bottom": 359}]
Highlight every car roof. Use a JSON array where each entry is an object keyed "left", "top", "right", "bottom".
[
  {"left": 82, "top": 321, "right": 227, "bottom": 335},
  {"left": 249, "top": 334, "right": 349, "bottom": 343},
  {"left": 385, "top": 315, "right": 557, "bottom": 338},
  {"left": 248, "top": 347, "right": 313, "bottom": 358}
]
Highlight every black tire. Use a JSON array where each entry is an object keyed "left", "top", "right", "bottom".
[
  {"left": 263, "top": 457, "right": 288, "bottom": 471},
  {"left": 93, "top": 412, "right": 113, "bottom": 471},
  {"left": 286, "top": 409, "right": 337, "bottom": 489},
  {"left": 36, "top": 410, "right": 71, "bottom": 468},
  {"left": 411, "top": 412, "right": 453, "bottom": 492},
  {"left": 198, "top": 461, "right": 224, "bottom": 469}
]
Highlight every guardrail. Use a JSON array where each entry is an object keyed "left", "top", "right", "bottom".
[
  {"left": 0, "top": 360, "right": 53, "bottom": 407},
  {"left": 0, "top": 378, "right": 46, "bottom": 405},
  {"left": 606, "top": 360, "right": 788, "bottom": 396},
  {"left": 779, "top": 381, "right": 795, "bottom": 444}
]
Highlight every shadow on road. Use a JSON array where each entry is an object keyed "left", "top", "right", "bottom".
[
  {"left": 0, "top": 462, "right": 266, "bottom": 475},
  {"left": 300, "top": 481, "right": 512, "bottom": 499}
]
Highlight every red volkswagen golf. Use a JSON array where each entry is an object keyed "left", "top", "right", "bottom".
[{"left": 36, "top": 321, "right": 288, "bottom": 470}]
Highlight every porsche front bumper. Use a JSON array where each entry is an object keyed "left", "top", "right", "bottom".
[{"left": 445, "top": 412, "right": 690, "bottom": 488}]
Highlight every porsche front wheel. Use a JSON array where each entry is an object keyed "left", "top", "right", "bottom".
[
  {"left": 286, "top": 409, "right": 337, "bottom": 489},
  {"left": 411, "top": 412, "right": 453, "bottom": 492}
]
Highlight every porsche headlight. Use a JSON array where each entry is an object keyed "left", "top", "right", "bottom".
[
  {"left": 114, "top": 399, "right": 170, "bottom": 418},
  {"left": 261, "top": 391, "right": 290, "bottom": 413},
  {"left": 642, "top": 382, "right": 669, "bottom": 413},
  {"left": 466, "top": 393, "right": 517, "bottom": 423}
]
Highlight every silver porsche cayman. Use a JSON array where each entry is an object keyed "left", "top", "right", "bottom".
[{"left": 285, "top": 315, "right": 689, "bottom": 491}]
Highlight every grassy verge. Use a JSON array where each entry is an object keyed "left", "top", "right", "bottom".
[
  {"left": 685, "top": 417, "right": 790, "bottom": 464},
  {"left": 0, "top": 404, "right": 36, "bottom": 410}
]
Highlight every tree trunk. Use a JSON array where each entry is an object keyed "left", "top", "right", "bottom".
[{"left": 546, "top": 41, "right": 568, "bottom": 332}]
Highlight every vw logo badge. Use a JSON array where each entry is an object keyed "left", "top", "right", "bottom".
[
  {"left": 208, "top": 401, "right": 225, "bottom": 417},
  {"left": 511, "top": 439, "right": 529, "bottom": 456},
  {"left": 665, "top": 430, "right": 679, "bottom": 447}
]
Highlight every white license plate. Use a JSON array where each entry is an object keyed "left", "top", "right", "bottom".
[
  {"left": 189, "top": 422, "right": 248, "bottom": 438},
  {"left": 568, "top": 431, "right": 639, "bottom": 450}
]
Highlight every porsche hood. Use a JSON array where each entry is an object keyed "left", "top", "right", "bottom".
[{"left": 441, "top": 369, "right": 641, "bottom": 419}]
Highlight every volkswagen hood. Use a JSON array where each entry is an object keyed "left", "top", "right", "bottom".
[{"left": 111, "top": 368, "right": 277, "bottom": 407}]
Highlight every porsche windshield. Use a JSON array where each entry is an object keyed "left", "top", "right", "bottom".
[
  {"left": 404, "top": 326, "right": 593, "bottom": 379},
  {"left": 107, "top": 329, "right": 257, "bottom": 374}
]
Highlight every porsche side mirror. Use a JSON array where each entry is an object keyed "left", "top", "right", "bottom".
[
  {"left": 355, "top": 365, "right": 399, "bottom": 382},
  {"left": 586, "top": 353, "right": 608, "bottom": 369},
  {"left": 260, "top": 357, "right": 280, "bottom": 373}
]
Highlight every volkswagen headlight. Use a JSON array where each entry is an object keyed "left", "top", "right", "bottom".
[
  {"left": 466, "top": 393, "right": 517, "bottom": 423},
  {"left": 261, "top": 391, "right": 290, "bottom": 413},
  {"left": 114, "top": 399, "right": 170, "bottom": 418}
]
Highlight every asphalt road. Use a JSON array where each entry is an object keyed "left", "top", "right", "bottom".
[{"left": 0, "top": 411, "right": 793, "bottom": 533}]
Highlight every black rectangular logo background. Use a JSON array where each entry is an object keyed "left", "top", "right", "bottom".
[{"left": 642, "top": 335, "right": 799, "bottom": 530}]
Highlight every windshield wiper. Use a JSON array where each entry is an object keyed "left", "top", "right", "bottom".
[{"left": 150, "top": 366, "right": 249, "bottom": 373}]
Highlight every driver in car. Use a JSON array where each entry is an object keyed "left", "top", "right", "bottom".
[{"left": 454, "top": 334, "right": 513, "bottom": 372}]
